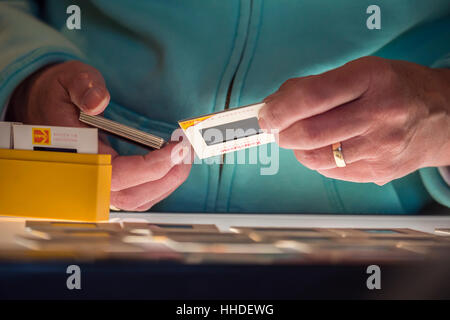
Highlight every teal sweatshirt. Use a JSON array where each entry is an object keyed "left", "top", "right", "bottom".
[{"left": 1, "top": 0, "right": 449, "bottom": 213}]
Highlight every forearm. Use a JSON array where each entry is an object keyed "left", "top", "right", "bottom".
[{"left": 0, "top": 2, "right": 82, "bottom": 119}]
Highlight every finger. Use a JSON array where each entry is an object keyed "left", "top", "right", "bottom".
[
  {"left": 278, "top": 100, "right": 371, "bottom": 150},
  {"left": 317, "top": 160, "right": 391, "bottom": 184},
  {"left": 110, "top": 162, "right": 191, "bottom": 211},
  {"left": 58, "top": 60, "right": 110, "bottom": 115},
  {"left": 132, "top": 187, "right": 178, "bottom": 212},
  {"left": 110, "top": 142, "right": 190, "bottom": 192},
  {"left": 293, "top": 136, "right": 373, "bottom": 170},
  {"left": 259, "top": 57, "right": 374, "bottom": 132}
]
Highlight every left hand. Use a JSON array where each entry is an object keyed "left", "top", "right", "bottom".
[{"left": 258, "top": 56, "right": 450, "bottom": 185}]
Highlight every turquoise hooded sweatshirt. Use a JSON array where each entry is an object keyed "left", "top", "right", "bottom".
[{"left": 0, "top": 0, "right": 449, "bottom": 213}]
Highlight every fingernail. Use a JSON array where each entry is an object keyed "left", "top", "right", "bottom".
[{"left": 82, "top": 87, "right": 105, "bottom": 112}]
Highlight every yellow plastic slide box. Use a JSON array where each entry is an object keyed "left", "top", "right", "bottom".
[{"left": 0, "top": 149, "right": 111, "bottom": 222}]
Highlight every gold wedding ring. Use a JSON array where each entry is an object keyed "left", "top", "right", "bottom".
[{"left": 332, "top": 142, "right": 346, "bottom": 167}]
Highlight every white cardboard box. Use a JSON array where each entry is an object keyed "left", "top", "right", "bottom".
[{"left": 13, "top": 124, "right": 98, "bottom": 154}]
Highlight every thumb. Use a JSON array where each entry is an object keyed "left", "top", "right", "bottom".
[{"left": 59, "top": 61, "right": 110, "bottom": 115}]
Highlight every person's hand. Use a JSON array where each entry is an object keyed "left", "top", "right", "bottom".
[
  {"left": 7, "top": 60, "right": 192, "bottom": 210},
  {"left": 258, "top": 56, "right": 450, "bottom": 185}
]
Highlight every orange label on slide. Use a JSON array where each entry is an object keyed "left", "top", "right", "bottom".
[
  {"left": 178, "top": 115, "right": 213, "bottom": 130},
  {"left": 32, "top": 128, "right": 51, "bottom": 145}
]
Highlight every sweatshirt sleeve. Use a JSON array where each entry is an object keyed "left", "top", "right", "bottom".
[
  {"left": 419, "top": 52, "right": 450, "bottom": 208},
  {"left": 0, "top": 1, "right": 84, "bottom": 117}
]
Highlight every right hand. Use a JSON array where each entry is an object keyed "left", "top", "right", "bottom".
[{"left": 7, "top": 60, "right": 192, "bottom": 211}]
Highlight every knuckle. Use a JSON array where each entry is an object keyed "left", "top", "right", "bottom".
[
  {"left": 379, "top": 60, "right": 399, "bottom": 84},
  {"left": 299, "top": 121, "right": 322, "bottom": 148},
  {"left": 356, "top": 56, "right": 394, "bottom": 88},
  {"left": 386, "top": 103, "right": 410, "bottom": 126},
  {"left": 111, "top": 191, "right": 136, "bottom": 210},
  {"left": 354, "top": 56, "right": 384, "bottom": 73},
  {"left": 277, "top": 131, "right": 293, "bottom": 148},
  {"left": 358, "top": 55, "right": 382, "bottom": 66},
  {"left": 382, "top": 59, "right": 396, "bottom": 75},
  {"left": 385, "top": 130, "right": 408, "bottom": 156},
  {"left": 295, "top": 149, "right": 322, "bottom": 170},
  {"left": 280, "top": 78, "right": 299, "bottom": 90},
  {"left": 145, "top": 153, "right": 174, "bottom": 178},
  {"left": 264, "top": 104, "right": 285, "bottom": 129}
]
